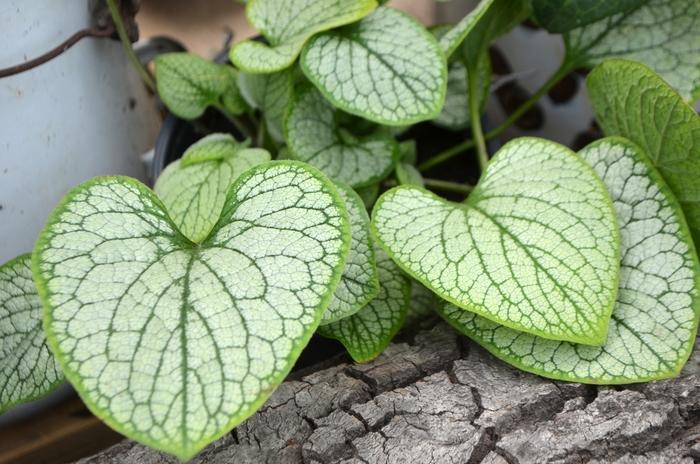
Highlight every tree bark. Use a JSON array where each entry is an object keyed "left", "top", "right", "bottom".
[{"left": 76, "top": 324, "right": 700, "bottom": 464}]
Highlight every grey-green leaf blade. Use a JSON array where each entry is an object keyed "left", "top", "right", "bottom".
[
  {"left": 322, "top": 183, "right": 380, "bottom": 324},
  {"left": 34, "top": 163, "right": 350, "bottom": 460},
  {"left": 587, "top": 59, "right": 700, "bottom": 246},
  {"left": 439, "top": 137, "right": 700, "bottom": 384},
  {"left": 565, "top": 0, "right": 700, "bottom": 101},
  {"left": 0, "top": 254, "right": 63, "bottom": 413},
  {"left": 285, "top": 87, "right": 396, "bottom": 187},
  {"left": 301, "top": 7, "right": 447, "bottom": 125},
  {"left": 372, "top": 137, "right": 620, "bottom": 345},
  {"left": 532, "top": 0, "right": 648, "bottom": 33},
  {"left": 318, "top": 248, "right": 410, "bottom": 362},
  {"left": 154, "top": 137, "right": 271, "bottom": 243},
  {"left": 238, "top": 70, "right": 293, "bottom": 142},
  {"left": 433, "top": 53, "right": 491, "bottom": 130},
  {"left": 230, "top": 0, "right": 377, "bottom": 73}
]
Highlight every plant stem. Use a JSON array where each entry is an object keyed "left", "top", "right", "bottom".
[
  {"left": 484, "top": 60, "right": 574, "bottom": 142},
  {"left": 212, "top": 103, "right": 255, "bottom": 140},
  {"left": 423, "top": 178, "right": 474, "bottom": 194},
  {"left": 467, "top": 64, "right": 489, "bottom": 172},
  {"left": 418, "top": 139, "right": 475, "bottom": 171},
  {"left": 106, "top": 0, "right": 156, "bottom": 93},
  {"left": 418, "top": 60, "right": 575, "bottom": 173}
]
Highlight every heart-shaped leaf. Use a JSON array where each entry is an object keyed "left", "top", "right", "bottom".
[
  {"left": 532, "top": 0, "right": 647, "bottom": 33},
  {"left": 1, "top": 254, "right": 63, "bottom": 413},
  {"left": 154, "top": 134, "right": 271, "bottom": 243},
  {"left": 301, "top": 7, "right": 447, "bottom": 125},
  {"left": 154, "top": 53, "right": 232, "bottom": 119},
  {"left": 372, "top": 137, "right": 620, "bottom": 345},
  {"left": 230, "top": 0, "right": 377, "bottom": 73},
  {"left": 439, "top": 0, "right": 529, "bottom": 61},
  {"left": 34, "top": 162, "right": 350, "bottom": 460},
  {"left": 439, "top": 138, "right": 700, "bottom": 384},
  {"left": 285, "top": 87, "right": 397, "bottom": 187},
  {"left": 318, "top": 248, "right": 410, "bottom": 362},
  {"left": 238, "top": 70, "right": 293, "bottom": 142},
  {"left": 565, "top": 0, "right": 700, "bottom": 101},
  {"left": 587, "top": 59, "right": 700, "bottom": 246},
  {"left": 322, "top": 183, "right": 379, "bottom": 324}
]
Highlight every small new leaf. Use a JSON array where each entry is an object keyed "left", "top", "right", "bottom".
[
  {"left": 322, "top": 183, "right": 380, "bottom": 324},
  {"left": 1, "top": 254, "right": 63, "bottom": 413},
  {"left": 318, "top": 248, "right": 410, "bottom": 362},
  {"left": 565, "top": 0, "right": 700, "bottom": 100},
  {"left": 34, "top": 163, "right": 350, "bottom": 460},
  {"left": 587, "top": 59, "right": 700, "bottom": 247},
  {"left": 154, "top": 134, "right": 271, "bottom": 243},
  {"left": 285, "top": 87, "right": 397, "bottom": 187},
  {"left": 301, "top": 7, "right": 447, "bottom": 125},
  {"left": 372, "top": 137, "right": 620, "bottom": 344},
  {"left": 440, "top": 138, "right": 700, "bottom": 384},
  {"left": 230, "top": 0, "right": 377, "bottom": 73},
  {"left": 154, "top": 53, "right": 231, "bottom": 119}
]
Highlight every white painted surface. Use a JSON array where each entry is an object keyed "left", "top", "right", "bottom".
[{"left": 0, "top": 0, "right": 160, "bottom": 263}]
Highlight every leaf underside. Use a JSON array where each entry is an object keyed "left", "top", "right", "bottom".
[
  {"left": 0, "top": 254, "right": 63, "bottom": 413},
  {"left": 301, "top": 7, "right": 447, "bottom": 125},
  {"left": 318, "top": 247, "right": 410, "bottom": 363},
  {"left": 230, "top": 0, "right": 377, "bottom": 73},
  {"left": 154, "top": 134, "right": 271, "bottom": 243},
  {"left": 322, "top": 183, "right": 379, "bottom": 325},
  {"left": 34, "top": 163, "right": 350, "bottom": 460},
  {"left": 372, "top": 137, "right": 620, "bottom": 345},
  {"left": 587, "top": 59, "right": 700, "bottom": 248},
  {"left": 565, "top": 0, "right": 700, "bottom": 101},
  {"left": 440, "top": 138, "right": 700, "bottom": 384},
  {"left": 285, "top": 87, "right": 396, "bottom": 187}
]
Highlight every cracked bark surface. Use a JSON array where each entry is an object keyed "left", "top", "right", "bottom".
[{"left": 76, "top": 324, "right": 700, "bottom": 464}]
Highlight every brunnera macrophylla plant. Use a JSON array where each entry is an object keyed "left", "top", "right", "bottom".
[{"left": 1, "top": 0, "right": 700, "bottom": 460}]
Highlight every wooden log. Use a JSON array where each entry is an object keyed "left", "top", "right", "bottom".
[{"left": 76, "top": 325, "right": 700, "bottom": 463}]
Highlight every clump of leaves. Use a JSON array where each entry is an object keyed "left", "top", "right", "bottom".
[{"left": 1, "top": 0, "right": 699, "bottom": 461}]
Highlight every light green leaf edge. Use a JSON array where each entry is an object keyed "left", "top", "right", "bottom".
[
  {"left": 300, "top": 7, "right": 448, "bottom": 126},
  {"left": 154, "top": 53, "right": 231, "bottom": 120},
  {"left": 439, "top": 137, "right": 700, "bottom": 384},
  {"left": 284, "top": 86, "right": 398, "bottom": 188},
  {"left": 0, "top": 254, "right": 63, "bottom": 414},
  {"left": 371, "top": 137, "right": 621, "bottom": 345},
  {"left": 154, "top": 135, "right": 271, "bottom": 243},
  {"left": 33, "top": 162, "right": 351, "bottom": 461},
  {"left": 322, "top": 183, "right": 380, "bottom": 324},
  {"left": 318, "top": 248, "right": 410, "bottom": 362},
  {"left": 230, "top": 0, "right": 377, "bottom": 73},
  {"left": 564, "top": 0, "right": 700, "bottom": 101},
  {"left": 587, "top": 59, "right": 700, "bottom": 247}
]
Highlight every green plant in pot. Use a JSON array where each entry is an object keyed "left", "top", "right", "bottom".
[{"left": 2, "top": 0, "right": 700, "bottom": 460}]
